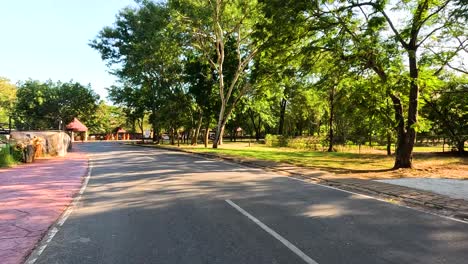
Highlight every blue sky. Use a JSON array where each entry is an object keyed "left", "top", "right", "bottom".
[{"left": 0, "top": 0, "right": 137, "bottom": 102}]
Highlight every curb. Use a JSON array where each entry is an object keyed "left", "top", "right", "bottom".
[
  {"left": 23, "top": 155, "right": 93, "bottom": 264},
  {"left": 128, "top": 143, "right": 468, "bottom": 223}
]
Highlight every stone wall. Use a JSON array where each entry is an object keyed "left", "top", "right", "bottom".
[{"left": 11, "top": 131, "right": 71, "bottom": 157}]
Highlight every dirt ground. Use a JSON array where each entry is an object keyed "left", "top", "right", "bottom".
[{"left": 324, "top": 152, "right": 468, "bottom": 180}]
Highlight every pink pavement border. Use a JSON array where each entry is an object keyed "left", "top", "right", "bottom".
[{"left": 0, "top": 149, "right": 88, "bottom": 264}]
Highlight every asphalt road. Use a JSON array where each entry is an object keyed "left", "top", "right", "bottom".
[{"left": 34, "top": 142, "right": 468, "bottom": 264}]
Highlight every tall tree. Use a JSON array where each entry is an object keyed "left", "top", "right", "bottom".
[
  {"left": 172, "top": 0, "right": 267, "bottom": 148},
  {"left": 0, "top": 77, "right": 16, "bottom": 125},
  {"left": 262, "top": 0, "right": 467, "bottom": 168},
  {"left": 107, "top": 82, "right": 147, "bottom": 135},
  {"left": 91, "top": 2, "right": 183, "bottom": 142},
  {"left": 184, "top": 52, "right": 218, "bottom": 145},
  {"left": 334, "top": 0, "right": 466, "bottom": 167},
  {"left": 87, "top": 101, "right": 128, "bottom": 134}
]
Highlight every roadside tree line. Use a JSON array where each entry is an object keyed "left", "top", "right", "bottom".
[
  {"left": 90, "top": 0, "right": 468, "bottom": 168},
  {"left": 0, "top": 78, "right": 134, "bottom": 135}
]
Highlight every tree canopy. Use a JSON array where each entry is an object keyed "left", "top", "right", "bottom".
[
  {"left": 0, "top": 78, "right": 16, "bottom": 126},
  {"left": 89, "top": 0, "right": 467, "bottom": 168},
  {"left": 14, "top": 80, "right": 100, "bottom": 131}
]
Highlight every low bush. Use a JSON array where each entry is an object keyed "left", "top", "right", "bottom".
[
  {"left": 287, "top": 137, "right": 323, "bottom": 150},
  {"left": 11, "top": 146, "right": 24, "bottom": 162},
  {"left": 0, "top": 146, "right": 17, "bottom": 167},
  {"left": 265, "top": 134, "right": 323, "bottom": 150},
  {"left": 265, "top": 134, "right": 287, "bottom": 147}
]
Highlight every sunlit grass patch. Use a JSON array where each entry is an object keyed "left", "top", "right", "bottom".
[{"left": 178, "top": 142, "right": 467, "bottom": 179}]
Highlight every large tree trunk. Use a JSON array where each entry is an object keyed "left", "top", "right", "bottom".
[
  {"left": 394, "top": 49, "right": 419, "bottom": 168},
  {"left": 185, "top": 130, "right": 190, "bottom": 144},
  {"left": 249, "top": 109, "right": 262, "bottom": 142},
  {"left": 137, "top": 118, "right": 144, "bottom": 143},
  {"left": 177, "top": 129, "right": 180, "bottom": 147},
  {"left": 457, "top": 140, "right": 465, "bottom": 155},
  {"left": 204, "top": 125, "right": 210, "bottom": 148},
  {"left": 394, "top": 135, "right": 413, "bottom": 168},
  {"left": 150, "top": 104, "right": 160, "bottom": 144},
  {"left": 152, "top": 126, "right": 159, "bottom": 143},
  {"left": 327, "top": 86, "right": 335, "bottom": 152},
  {"left": 213, "top": 101, "right": 236, "bottom": 147},
  {"left": 219, "top": 123, "right": 225, "bottom": 145},
  {"left": 170, "top": 127, "right": 175, "bottom": 145},
  {"left": 390, "top": 92, "right": 411, "bottom": 168},
  {"left": 151, "top": 117, "right": 158, "bottom": 143},
  {"left": 138, "top": 118, "right": 144, "bottom": 135},
  {"left": 132, "top": 118, "right": 136, "bottom": 134},
  {"left": 192, "top": 115, "right": 203, "bottom": 145},
  {"left": 212, "top": 103, "right": 226, "bottom": 148},
  {"left": 278, "top": 98, "right": 287, "bottom": 135}
]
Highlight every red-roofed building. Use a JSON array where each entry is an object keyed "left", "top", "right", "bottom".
[{"left": 66, "top": 118, "right": 88, "bottom": 142}]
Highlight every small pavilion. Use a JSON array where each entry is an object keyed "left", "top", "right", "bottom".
[
  {"left": 66, "top": 118, "right": 88, "bottom": 142},
  {"left": 113, "top": 127, "right": 129, "bottom": 140}
]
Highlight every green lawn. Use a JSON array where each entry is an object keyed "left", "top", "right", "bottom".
[
  {"left": 142, "top": 141, "right": 466, "bottom": 179},
  {"left": 172, "top": 143, "right": 465, "bottom": 175},
  {"left": 179, "top": 144, "right": 393, "bottom": 172}
]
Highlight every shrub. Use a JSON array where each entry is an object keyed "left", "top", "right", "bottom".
[
  {"left": 265, "top": 134, "right": 323, "bottom": 149},
  {"left": 0, "top": 146, "right": 17, "bottom": 167},
  {"left": 11, "top": 146, "right": 24, "bottom": 162},
  {"left": 265, "top": 134, "right": 288, "bottom": 147},
  {"left": 265, "top": 134, "right": 279, "bottom": 147},
  {"left": 287, "top": 137, "right": 322, "bottom": 150}
]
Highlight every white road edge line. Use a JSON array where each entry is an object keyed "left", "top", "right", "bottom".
[
  {"left": 25, "top": 159, "right": 93, "bottom": 264},
  {"left": 225, "top": 199, "right": 319, "bottom": 264}
]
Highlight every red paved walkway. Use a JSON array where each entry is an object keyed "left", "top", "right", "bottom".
[{"left": 0, "top": 150, "right": 88, "bottom": 264}]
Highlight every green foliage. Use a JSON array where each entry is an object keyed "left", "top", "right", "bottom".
[
  {"left": 265, "top": 134, "right": 286, "bottom": 147},
  {"left": 172, "top": 0, "right": 267, "bottom": 147},
  {"left": 86, "top": 101, "right": 128, "bottom": 134},
  {"left": 91, "top": 2, "right": 185, "bottom": 138},
  {"left": 265, "top": 134, "right": 324, "bottom": 149},
  {"left": 453, "top": 0, "right": 468, "bottom": 20},
  {"left": 10, "top": 146, "right": 23, "bottom": 163},
  {"left": 0, "top": 77, "right": 16, "bottom": 124},
  {"left": 90, "top": 0, "right": 466, "bottom": 160},
  {"left": 422, "top": 75, "right": 468, "bottom": 153},
  {"left": 14, "top": 80, "right": 99, "bottom": 130},
  {"left": 286, "top": 137, "right": 323, "bottom": 150},
  {"left": 184, "top": 51, "right": 219, "bottom": 126},
  {"left": 0, "top": 146, "right": 17, "bottom": 167}
]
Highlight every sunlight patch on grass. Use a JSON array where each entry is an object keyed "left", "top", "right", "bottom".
[
  {"left": 178, "top": 142, "right": 467, "bottom": 179},
  {"left": 182, "top": 144, "right": 395, "bottom": 171}
]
